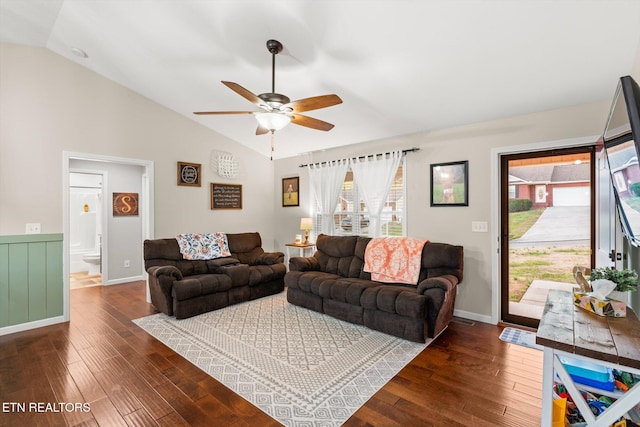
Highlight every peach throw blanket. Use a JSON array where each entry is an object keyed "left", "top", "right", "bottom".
[{"left": 363, "top": 237, "right": 428, "bottom": 285}]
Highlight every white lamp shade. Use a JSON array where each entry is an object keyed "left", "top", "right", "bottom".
[
  {"left": 255, "top": 112, "right": 291, "bottom": 131},
  {"left": 300, "top": 217, "right": 313, "bottom": 230}
]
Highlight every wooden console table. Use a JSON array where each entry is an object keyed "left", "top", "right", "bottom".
[{"left": 536, "top": 289, "right": 640, "bottom": 426}]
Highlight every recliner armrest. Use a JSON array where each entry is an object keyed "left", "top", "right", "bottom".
[
  {"left": 417, "top": 275, "right": 458, "bottom": 295},
  {"left": 255, "top": 252, "right": 284, "bottom": 265},
  {"left": 289, "top": 256, "right": 321, "bottom": 272},
  {"left": 206, "top": 257, "right": 240, "bottom": 273},
  {"left": 147, "top": 265, "right": 183, "bottom": 281}
]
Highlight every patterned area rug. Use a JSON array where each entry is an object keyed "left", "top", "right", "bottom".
[
  {"left": 134, "top": 292, "right": 431, "bottom": 426},
  {"left": 499, "top": 327, "right": 543, "bottom": 351}
]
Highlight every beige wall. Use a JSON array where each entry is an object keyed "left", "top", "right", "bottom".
[
  {"left": 274, "top": 100, "right": 611, "bottom": 320},
  {"left": 0, "top": 44, "right": 277, "bottom": 248}
]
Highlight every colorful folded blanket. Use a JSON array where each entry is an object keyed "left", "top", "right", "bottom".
[
  {"left": 176, "top": 232, "right": 231, "bottom": 260},
  {"left": 363, "top": 237, "right": 428, "bottom": 285}
]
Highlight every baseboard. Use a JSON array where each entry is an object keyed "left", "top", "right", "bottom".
[
  {"left": 453, "top": 308, "right": 494, "bottom": 325},
  {"left": 0, "top": 315, "right": 67, "bottom": 336},
  {"left": 105, "top": 275, "right": 145, "bottom": 286}
]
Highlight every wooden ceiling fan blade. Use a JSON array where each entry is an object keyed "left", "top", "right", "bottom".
[
  {"left": 291, "top": 114, "right": 335, "bottom": 131},
  {"left": 193, "top": 111, "right": 255, "bottom": 115},
  {"left": 284, "top": 94, "right": 343, "bottom": 113},
  {"left": 221, "top": 81, "right": 265, "bottom": 107}
]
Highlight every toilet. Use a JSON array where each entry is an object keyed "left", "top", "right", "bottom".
[{"left": 82, "top": 253, "right": 101, "bottom": 275}]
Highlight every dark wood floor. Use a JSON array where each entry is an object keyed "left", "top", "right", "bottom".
[{"left": 0, "top": 281, "right": 542, "bottom": 426}]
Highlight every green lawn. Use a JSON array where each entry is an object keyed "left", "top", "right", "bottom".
[
  {"left": 508, "top": 207, "right": 590, "bottom": 302},
  {"left": 508, "top": 208, "right": 544, "bottom": 240}
]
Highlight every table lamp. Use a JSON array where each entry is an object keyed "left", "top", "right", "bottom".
[{"left": 300, "top": 217, "right": 313, "bottom": 244}]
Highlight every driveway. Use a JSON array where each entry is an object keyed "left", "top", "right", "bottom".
[{"left": 510, "top": 206, "right": 590, "bottom": 247}]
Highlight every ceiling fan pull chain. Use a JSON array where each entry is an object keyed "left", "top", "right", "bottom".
[{"left": 270, "top": 131, "right": 275, "bottom": 161}]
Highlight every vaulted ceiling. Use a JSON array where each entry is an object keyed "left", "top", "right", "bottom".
[{"left": 2, "top": 1, "right": 640, "bottom": 159}]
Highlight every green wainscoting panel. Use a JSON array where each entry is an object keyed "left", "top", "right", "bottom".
[
  {"left": 0, "top": 244, "right": 8, "bottom": 327},
  {"left": 0, "top": 234, "right": 64, "bottom": 328},
  {"left": 46, "top": 240, "right": 64, "bottom": 318}
]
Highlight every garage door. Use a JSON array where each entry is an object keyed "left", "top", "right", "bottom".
[{"left": 553, "top": 186, "right": 590, "bottom": 206}]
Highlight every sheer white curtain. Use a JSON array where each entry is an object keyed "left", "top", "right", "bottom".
[
  {"left": 308, "top": 159, "right": 350, "bottom": 235},
  {"left": 350, "top": 151, "right": 403, "bottom": 237}
]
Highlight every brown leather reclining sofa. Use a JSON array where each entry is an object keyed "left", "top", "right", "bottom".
[
  {"left": 144, "top": 232, "right": 285, "bottom": 319},
  {"left": 285, "top": 234, "right": 463, "bottom": 342}
]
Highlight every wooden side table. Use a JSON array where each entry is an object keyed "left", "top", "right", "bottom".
[
  {"left": 536, "top": 289, "right": 640, "bottom": 426},
  {"left": 284, "top": 242, "right": 316, "bottom": 268}
]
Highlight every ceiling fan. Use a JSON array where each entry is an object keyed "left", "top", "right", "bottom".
[{"left": 194, "top": 39, "right": 343, "bottom": 158}]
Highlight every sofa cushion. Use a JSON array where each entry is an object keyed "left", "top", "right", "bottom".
[
  {"left": 421, "top": 242, "right": 464, "bottom": 282},
  {"left": 227, "top": 232, "right": 263, "bottom": 264},
  {"left": 315, "top": 235, "right": 363, "bottom": 278},
  {"left": 171, "top": 274, "right": 233, "bottom": 301},
  {"left": 285, "top": 270, "right": 341, "bottom": 295},
  {"left": 361, "top": 286, "right": 426, "bottom": 319},
  {"left": 318, "top": 277, "right": 379, "bottom": 306},
  {"left": 248, "top": 263, "right": 286, "bottom": 286}
]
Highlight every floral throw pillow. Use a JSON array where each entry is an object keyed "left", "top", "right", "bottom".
[{"left": 176, "top": 233, "right": 231, "bottom": 260}]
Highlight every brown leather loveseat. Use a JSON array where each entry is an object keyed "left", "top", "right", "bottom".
[
  {"left": 285, "top": 234, "right": 463, "bottom": 342},
  {"left": 144, "top": 232, "right": 285, "bottom": 319}
]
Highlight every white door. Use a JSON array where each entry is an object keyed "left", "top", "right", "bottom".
[{"left": 596, "top": 148, "right": 621, "bottom": 268}]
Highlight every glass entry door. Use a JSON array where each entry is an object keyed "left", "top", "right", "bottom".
[{"left": 500, "top": 147, "right": 594, "bottom": 327}]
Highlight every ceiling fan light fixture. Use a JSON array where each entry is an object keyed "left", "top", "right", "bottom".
[{"left": 255, "top": 112, "right": 291, "bottom": 132}]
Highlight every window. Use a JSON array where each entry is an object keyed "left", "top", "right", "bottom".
[{"left": 314, "top": 163, "right": 405, "bottom": 237}]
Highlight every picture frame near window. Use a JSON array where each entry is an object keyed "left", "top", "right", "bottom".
[
  {"left": 430, "top": 160, "right": 469, "bottom": 206},
  {"left": 177, "top": 161, "right": 201, "bottom": 187},
  {"left": 282, "top": 176, "right": 300, "bottom": 207}
]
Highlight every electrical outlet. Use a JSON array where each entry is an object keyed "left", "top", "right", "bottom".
[
  {"left": 25, "top": 223, "right": 41, "bottom": 234},
  {"left": 471, "top": 221, "right": 488, "bottom": 233},
  {"left": 124, "top": 260, "right": 130, "bottom": 268}
]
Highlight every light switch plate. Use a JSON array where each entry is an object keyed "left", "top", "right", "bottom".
[
  {"left": 26, "top": 223, "right": 41, "bottom": 234},
  {"left": 471, "top": 221, "right": 488, "bottom": 232}
]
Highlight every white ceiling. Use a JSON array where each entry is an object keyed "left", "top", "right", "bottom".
[{"left": 2, "top": 1, "right": 640, "bottom": 159}]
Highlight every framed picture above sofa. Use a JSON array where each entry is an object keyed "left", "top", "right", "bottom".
[
  {"left": 430, "top": 160, "right": 469, "bottom": 206},
  {"left": 177, "top": 161, "right": 201, "bottom": 187},
  {"left": 282, "top": 176, "right": 299, "bottom": 207}
]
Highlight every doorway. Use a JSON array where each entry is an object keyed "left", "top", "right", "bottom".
[
  {"left": 62, "top": 151, "right": 154, "bottom": 322},
  {"left": 500, "top": 146, "right": 595, "bottom": 327},
  {"left": 68, "top": 171, "right": 105, "bottom": 289}
]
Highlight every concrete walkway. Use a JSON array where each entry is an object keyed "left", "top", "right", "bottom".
[
  {"left": 509, "top": 280, "right": 577, "bottom": 320},
  {"left": 511, "top": 206, "right": 590, "bottom": 245}
]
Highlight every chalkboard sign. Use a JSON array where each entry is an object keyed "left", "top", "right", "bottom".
[{"left": 211, "top": 183, "right": 242, "bottom": 210}]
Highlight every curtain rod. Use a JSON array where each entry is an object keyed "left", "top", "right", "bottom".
[{"left": 298, "top": 147, "right": 420, "bottom": 168}]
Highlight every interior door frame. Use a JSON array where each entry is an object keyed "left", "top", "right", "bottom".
[
  {"left": 490, "top": 136, "right": 598, "bottom": 325},
  {"left": 62, "top": 151, "right": 154, "bottom": 322},
  {"left": 499, "top": 146, "right": 595, "bottom": 327}
]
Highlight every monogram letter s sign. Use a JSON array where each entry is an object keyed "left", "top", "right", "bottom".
[{"left": 113, "top": 192, "right": 139, "bottom": 216}]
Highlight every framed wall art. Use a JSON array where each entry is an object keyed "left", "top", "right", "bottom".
[
  {"left": 113, "top": 192, "right": 139, "bottom": 216},
  {"left": 177, "top": 161, "right": 201, "bottom": 187},
  {"left": 430, "top": 160, "right": 469, "bottom": 206},
  {"left": 282, "top": 176, "right": 300, "bottom": 207},
  {"left": 211, "top": 183, "right": 242, "bottom": 209}
]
